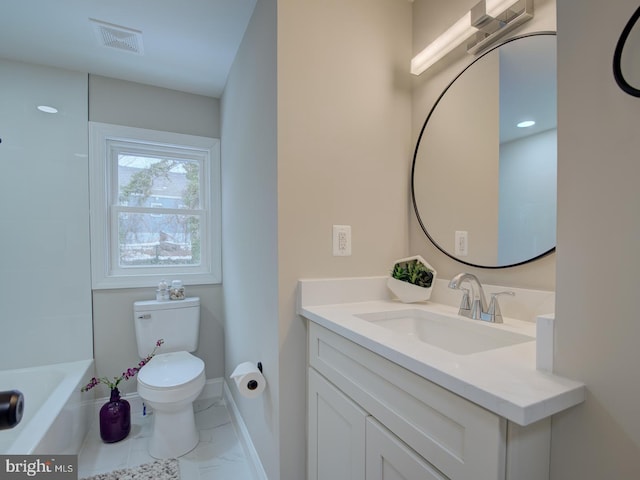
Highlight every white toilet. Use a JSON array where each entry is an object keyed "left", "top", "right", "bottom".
[{"left": 133, "top": 297, "right": 205, "bottom": 459}]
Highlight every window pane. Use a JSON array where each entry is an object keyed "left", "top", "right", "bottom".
[
  {"left": 118, "top": 155, "right": 200, "bottom": 209},
  {"left": 118, "top": 212, "right": 201, "bottom": 267}
]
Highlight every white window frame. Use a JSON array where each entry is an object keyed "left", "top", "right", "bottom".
[{"left": 89, "top": 122, "right": 221, "bottom": 289}]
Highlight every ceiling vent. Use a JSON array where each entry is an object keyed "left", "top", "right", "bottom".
[{"left": 90, "top": 18, "right": 144, "bottom": 55}]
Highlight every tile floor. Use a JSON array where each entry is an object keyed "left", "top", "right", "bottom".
[{"left": 78, "top": 395, "right": 256, "bottom": 480}]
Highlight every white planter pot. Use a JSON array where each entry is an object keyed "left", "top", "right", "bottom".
[
  {"left": 387, "top": 255, "right": 437, "bottom": 303},
  {"left": 387, "top": 277, "right": 434, "bottom": 303}
]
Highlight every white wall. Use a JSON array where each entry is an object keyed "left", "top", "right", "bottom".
[
  {"left": 89, "top": 76, "right": 224, "bottom": 395},
  {"left": 221, "top": 0, "right": 279, "bottom": 477},
  {"left": 0, "top": 59, "right": 92, "bottom": 369},
  {"left": 498, "top": 129, "right": 557, "bottom": 265},
  {"left": 552, "top": 0, "right": 640, "bottom": 477},
  {"left": 410, "top": 0, "right": 558, "bottom": 290}
]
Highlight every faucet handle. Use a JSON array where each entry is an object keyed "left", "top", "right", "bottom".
[{"left": 485, "top": 291, "right": 515, "bottom": 323}]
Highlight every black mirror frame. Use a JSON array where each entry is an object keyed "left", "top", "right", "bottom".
[
  {"left": 411, "top": 32, "right": 557, "bottom": 270},
  {"left": 613, "top": 6, "right": 640, "bottom": 97}
]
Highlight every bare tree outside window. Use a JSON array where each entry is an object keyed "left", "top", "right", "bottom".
[{"left": 117, "top": 155, "right": 202, "bottom": 267}]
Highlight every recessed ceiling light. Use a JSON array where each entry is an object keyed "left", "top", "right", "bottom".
[
  {"left": 37, "top": 105, "right": 58, "bottom": 114},
  {"left": 517, "top": 120, "right": 535, "bottom": 128}
]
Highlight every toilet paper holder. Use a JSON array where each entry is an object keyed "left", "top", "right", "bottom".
[
  {"left": 231, "top": 361, "right": 266, "bottom": 398},
  {"left": 246, "top": 362, "right": 263, "bottom": 391}
]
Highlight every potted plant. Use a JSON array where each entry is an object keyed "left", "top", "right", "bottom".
[
  {"left": 387, "top": 255, "right": 437, "bottom": 303},
  {"left": 81, "top": 339, "right": 164, "bottom": 443}
]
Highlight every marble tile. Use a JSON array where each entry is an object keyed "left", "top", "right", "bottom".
[{"left": 77, "top": 396, "right": 255, "bottom": 480}]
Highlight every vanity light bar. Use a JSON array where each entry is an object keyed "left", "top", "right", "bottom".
[
  {"left": 486, "top": 0, "right": 520, "bottom": 17},
  {"left": 410, "top": 0, "right": 534, "bottom": 76},
  {"left": 410, "top": 12, "right": 475, "bottom": 75},
  {"left": 467, "top": 0, "right": 534, "bottom": 55}
]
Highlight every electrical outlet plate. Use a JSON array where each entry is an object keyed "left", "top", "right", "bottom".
[{"left": 333, "top": 225, "right": 352, "bottom": 256}]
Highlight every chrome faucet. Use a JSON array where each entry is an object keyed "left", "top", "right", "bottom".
[{"left": 448, "top": 273, "right": 515, "bottom": 323}]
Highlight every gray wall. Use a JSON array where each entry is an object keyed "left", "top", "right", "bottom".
[
  {"left": 89, "top": 75, "right": 220, "bottom": 138},
  {"left": 220, "top": 0, "right": 279, "bottom": 477},
  {"left": 88, "top": 76, "right": 225, "bottom": 395},
  {"left": 552, "top": 0, "right": 640, "bottom": 477}
]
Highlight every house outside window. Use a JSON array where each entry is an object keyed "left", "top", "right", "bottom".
[{"left": 90, "top": 122, "right": 221, "bottom": 289}]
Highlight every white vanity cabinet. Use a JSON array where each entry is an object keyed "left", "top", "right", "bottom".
[
  {"left": 308, "top": 322, "right": 551, "bottom": 480},
  {"left": 308, "top": 368, "right": 367, "bottom": 480},
  {"left": 366, "top": 417, "right": 448, "bottom": 480},
  {"left": 309, "top": 368, "right": 447, "bottom": 480}
]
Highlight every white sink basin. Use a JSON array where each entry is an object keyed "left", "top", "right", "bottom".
[{"left": 356, "top": 309, "right": 534, "bottom": 355}]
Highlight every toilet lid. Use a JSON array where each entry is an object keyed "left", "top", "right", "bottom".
[{"left": 138, "top": 351, "right": 204, "bottom": 388}]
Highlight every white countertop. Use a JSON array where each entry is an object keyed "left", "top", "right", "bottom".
[{"left": 299, "top": 278, "right": 585, "bottom": 426}]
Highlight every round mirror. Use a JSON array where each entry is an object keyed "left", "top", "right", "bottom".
[{"left": 412, "top": 32, "right": 556, "bottom": 269}]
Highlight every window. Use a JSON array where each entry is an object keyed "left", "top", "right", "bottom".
[{"left": 90, "top": 122, "right": 221, "bottom": 288}]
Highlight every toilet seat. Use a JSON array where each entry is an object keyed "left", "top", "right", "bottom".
[
  {"left": 139, "top": 351, "right": 204, "bottom": 387},
  {"left": 138, "top": 351, "right": 205, "bottom": 404}
]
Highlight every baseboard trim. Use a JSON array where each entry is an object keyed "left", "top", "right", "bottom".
[
  {"left": 224, "top": 380, "right": 269, "bottom": 480},
  {"left": 201, "top": 377, "right": 224, "bottom": 400}
]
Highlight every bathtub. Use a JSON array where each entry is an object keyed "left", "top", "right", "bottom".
[{"left": 0, "top": 359, "right": 93, "bottom": 454}]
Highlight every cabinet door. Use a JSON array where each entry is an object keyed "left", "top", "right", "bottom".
[
  {"left": 309, "top": 322, "right": 505, "bottom": 480},
  {"left": 366, "top": 418, "right": 448, "bottom": 480},
  {"left": 308, "top": 368, "right": 368, "bottom": 480}
]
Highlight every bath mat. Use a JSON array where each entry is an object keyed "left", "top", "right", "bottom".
[{"left": 80, "top": 458, "right": 180, "bottom": 480}]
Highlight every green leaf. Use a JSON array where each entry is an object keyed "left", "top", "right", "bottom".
[{"left": 391, "top": 259, "right": 433, "bottom": 288}]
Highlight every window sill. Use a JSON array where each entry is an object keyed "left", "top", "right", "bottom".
[{"left": 91, "top": 272, "right": 221, "bottom": 290}]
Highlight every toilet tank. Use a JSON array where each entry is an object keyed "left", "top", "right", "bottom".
[{"left": 133, "top": 297, "right": 200, "bottom": 357}]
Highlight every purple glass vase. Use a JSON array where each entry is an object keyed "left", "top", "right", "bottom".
[{"left": 99, "top": 388, "right": 131, "bottom": 443}]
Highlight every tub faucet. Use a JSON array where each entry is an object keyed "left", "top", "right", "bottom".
[{"left": 448, "top": 273, "right": 488, "bottom": 321}]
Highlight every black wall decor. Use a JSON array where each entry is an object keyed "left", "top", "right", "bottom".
[{"left": 613, "top": 6, "right": 640, "bottom": 97}]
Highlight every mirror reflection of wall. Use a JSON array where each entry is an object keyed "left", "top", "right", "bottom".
[
  {"left": 498, "top": 129, "right": 557, "bottom": 264},
  {"left": 412, "top": 33, "right": 557, "bottom": 269},
  {"left": 497, "top": 35, "right": 557, "bottom": 265}
]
